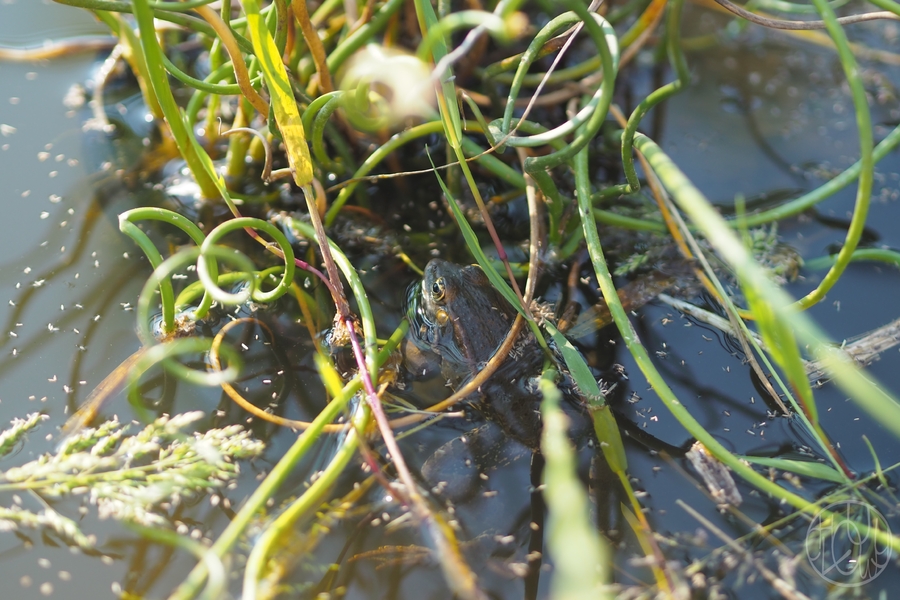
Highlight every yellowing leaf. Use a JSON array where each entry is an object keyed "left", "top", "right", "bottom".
[{"left": 244, "top": 0, "right": 313, "bottom": 186}]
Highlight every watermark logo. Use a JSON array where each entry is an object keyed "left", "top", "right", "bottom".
[{"left": 806, "top": 500, "right": 892, "bottom": 586}]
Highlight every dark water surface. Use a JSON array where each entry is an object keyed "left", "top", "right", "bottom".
[{"left": 1, "top": 3, "right": 900, "bottom": 599}]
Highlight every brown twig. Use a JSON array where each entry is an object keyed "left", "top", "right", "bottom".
[
  {"left": 519, "top": 147, "right": 545, "bottom": 308},
  {"left": 220, "top": 127, "right": 274, "bottom": 182},
  {"left": 0, "top": 36, "right": 116, "bottom": 60},
  {"left": 194, "top": 4, "right": 269, "bottom": 115},
  {"left": 292, "top": 0, "right": 334, "bottom": 95},
  {"left": 712, "top": 0, "right": 898, "bottom": 30}
]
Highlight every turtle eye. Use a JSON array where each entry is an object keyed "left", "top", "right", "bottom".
[{"left": 431, "top": 277, "right": 446, "bottom": 302}]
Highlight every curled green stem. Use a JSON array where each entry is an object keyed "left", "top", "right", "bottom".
[
  {"left": 119, "top": 207, "right": 212, "bottom": 334},
  {"left": 792, "top": 0, "right": 873, "bottom": 310},
  {"left": 621, "top": 0, "right": 689, "bottom": 191},
  {"left": 491, "top": 6, "right": 619, "bottom": 166}
]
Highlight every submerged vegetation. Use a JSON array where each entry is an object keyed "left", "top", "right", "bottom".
[{"left": 2, "top": 0, "right": 899, "bottom": 597}]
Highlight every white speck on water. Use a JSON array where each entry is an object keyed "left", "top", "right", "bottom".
[{"left": 40, "top": 212, "right": 49, "bottom": 219}]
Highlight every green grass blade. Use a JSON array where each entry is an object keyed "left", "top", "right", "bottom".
[
  {"left": 740, "top": 456, "right": 845, "bottom": 484},
  {"left": 544, "top": 322, "right": 627, "bottom": 474},
  {"left": 632, "top": 132, "right": 900, "bottom": 441},
  {"left": 540, "top": 374, "right": 611, "bottom": 600}
]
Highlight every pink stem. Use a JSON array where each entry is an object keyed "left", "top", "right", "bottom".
[{"left": 345, "top": 315, "right": 423, "bottom": 506}]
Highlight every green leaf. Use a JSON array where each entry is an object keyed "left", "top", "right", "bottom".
[
  {"left": 244, "top": 0, "right": 313, "bottom": 186},
  {"left": 540, "top": 374, "right": 611, "bottom": 600},
  {"left": 545, "top": 322, "right": 627, "bottom": 474},
  {"left": 739, "top": 455, "right": 845, "bottom": 484}
]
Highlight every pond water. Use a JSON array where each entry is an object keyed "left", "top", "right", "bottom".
[{"left": 1, "top": 2, "right": 899, "bottom": 599}]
